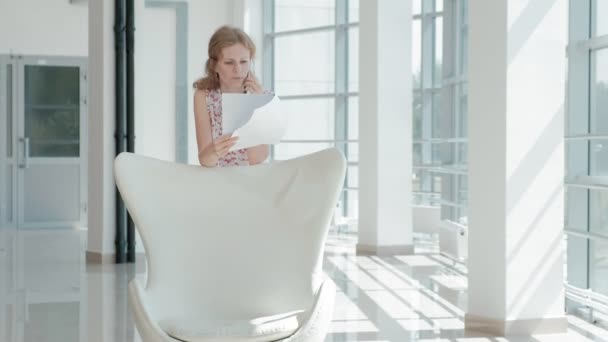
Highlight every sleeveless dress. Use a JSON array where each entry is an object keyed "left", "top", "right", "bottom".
[{"left": 205, "top": 89, "right": 250, "bottom": 167}]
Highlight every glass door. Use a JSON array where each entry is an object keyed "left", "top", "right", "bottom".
[{"left": 14, "top": 56, "right": 87, "bottom": 229}]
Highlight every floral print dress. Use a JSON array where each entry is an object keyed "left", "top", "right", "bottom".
[{"left": 205, "top": 89, "right": 249, "bottom": 167}]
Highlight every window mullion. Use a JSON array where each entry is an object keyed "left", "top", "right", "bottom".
[
  {"left": 335, "top": 0, "right": 349, "bottom": 216},
  {"left": 263, "top": 0, "right": 276, "bottom": 161},
  {"left": 421, "top": 0, "right": 435, "bottom": 193}
]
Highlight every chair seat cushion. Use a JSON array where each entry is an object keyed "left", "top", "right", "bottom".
[{"left": 158, "top": 310, "right": 305, "bottom": 342}]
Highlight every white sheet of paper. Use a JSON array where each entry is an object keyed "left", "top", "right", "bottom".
[
  {"left": 224, "top": 94, "right": 286, "bottom": 151},
  {"left": 221, "top": 93, "right": 274, "bottom": 134}
]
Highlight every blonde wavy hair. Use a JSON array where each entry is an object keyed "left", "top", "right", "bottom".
[{"left": 193, "top": 26, "right": 257, "bottom": 90}]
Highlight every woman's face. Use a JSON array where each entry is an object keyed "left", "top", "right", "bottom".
[{"left": 215, "top": 43, "right": 251, "bottom": 91}]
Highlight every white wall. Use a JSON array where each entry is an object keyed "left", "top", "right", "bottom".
[
  {"left": 135, "top": 4, "right": 177, "bottom": 162},
  {"left": 0, "top": 0, "right": 88, "bottom": 56}
]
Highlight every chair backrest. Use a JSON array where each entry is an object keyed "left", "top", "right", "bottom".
[{"left": 114, "top": 148, "right": 346, "bottom": 321}]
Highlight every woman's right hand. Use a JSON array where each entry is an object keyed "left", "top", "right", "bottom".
[{"left": 199, "top": 134, "right": 239, "bottom": 167}]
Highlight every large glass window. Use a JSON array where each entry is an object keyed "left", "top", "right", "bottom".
[
  {"left": 591, "top": 48, "right": 608, "bottom": 134},
  {"left": 417, "top": 0, "right": 468, "bottom": 224},
  {"left": 412, "top": 0, "right": 445, "bottom": 207},
  {"left": 265, "top": 0, "right": 359, "bottom": 224},
  {"left": 274, "top": 31, "right": 335, "bottom": 96},
  {"left": 565, "top": 0, "right": 608, "bottom": 314},
  {"left": 594, "top": 0, "right": 608, "bottom": 37},
  {"left": 275, "top": 0, "right": 335, "bottom": 32}
]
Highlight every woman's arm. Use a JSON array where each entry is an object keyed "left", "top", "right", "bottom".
[
  {"left": 194, "top": 89, "right": 238, "bottom": 167},
  {"left": 246, "top": 145, "right": 270, "bottom": 165}
]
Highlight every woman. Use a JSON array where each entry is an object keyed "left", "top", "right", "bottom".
[{"left": 193, "top": 26, "right": 269, "bottom": 167}]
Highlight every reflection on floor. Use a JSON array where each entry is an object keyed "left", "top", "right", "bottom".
[{"left": 0, "top": 229, "right": 607, "bottom": 342}]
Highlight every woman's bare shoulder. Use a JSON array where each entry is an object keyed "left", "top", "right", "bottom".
[{"left": 194, "top": 88, "right": 209, "bottom": 101}]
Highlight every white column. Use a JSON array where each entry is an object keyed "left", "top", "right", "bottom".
[
  {"left": 357, "top": 0, "right": 413, "bottom": 255},
  {"left": 466, "top": 0, "right": 567, "bottom": 335},
  {"left": 87, "top": 0, "right": 116, "bottom": 262}
]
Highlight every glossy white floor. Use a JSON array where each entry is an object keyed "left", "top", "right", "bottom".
[{"left": 1, "top": 229, "right": 607, "bottom": 342}]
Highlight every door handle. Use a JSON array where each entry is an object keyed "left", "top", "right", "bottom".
[{"left": 19, "top": 137, "right": 29, "bottom": 169}]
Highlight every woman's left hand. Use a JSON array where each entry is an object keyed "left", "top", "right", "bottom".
[{"left": 244, "top": 72, "right": 263, "bottom": 94}]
